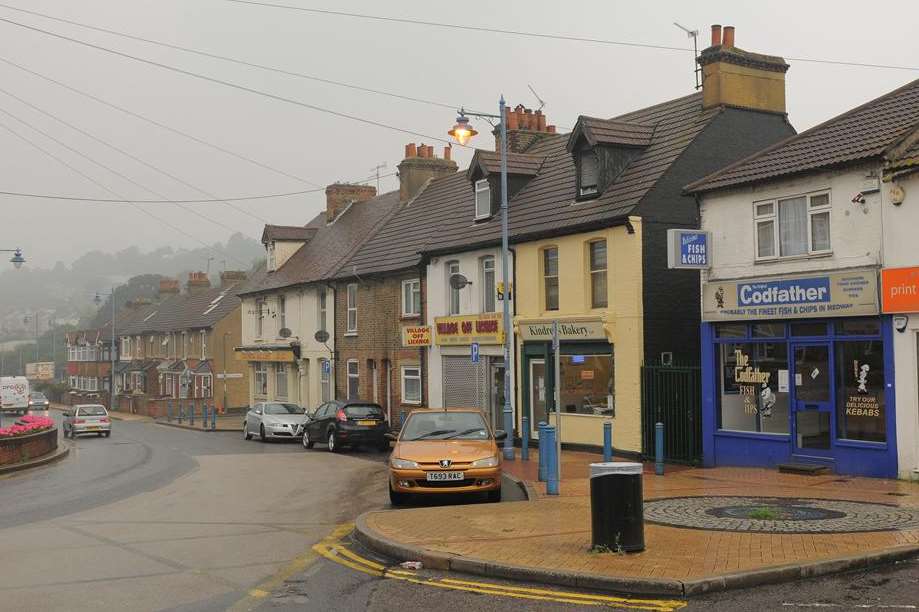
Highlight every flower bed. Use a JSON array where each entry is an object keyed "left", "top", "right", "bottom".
[
  {"left": 0, "top": 417, "right": 58, "bottom": 466},
  {"left": 0, "top": 415, "right": 55, "bottom": 438}
]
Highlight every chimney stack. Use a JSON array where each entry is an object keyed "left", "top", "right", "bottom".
[
  {"left": 697, "top": 24, "right": 789, "bottom": 114},
  {"left": 397, "top": 142, "right": 458, "bottom": 203},
  {"left": 158, "top": 278, "right": 180, "bottom": 299},
  {"left": 494, "top": 104, "right": 557, "bottom": 154},
  {"left": 324, "top": 183, "right": 377, "bottom": 222},
  {"left": 219, "top": 270, "right": 247, "bottom": 288},
  {"left": 186, "top": 271, "right": 211, "bottom": 295}
]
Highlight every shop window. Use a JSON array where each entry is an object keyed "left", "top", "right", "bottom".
[
  {"left": 835, "top": 318, "right": 881, "bottom": 336},
  {"left": 401, "top": 365, "right": 422, "bottom": 405},
  {"left": 481, "top": 257, "right": 496, "bottom": 313},
  {"left": 347, "top": 360, "right": 359, "bottom": 400},
  {"left": 275, "top": 364, "right": 288, "bottom": 398},
  {"left": 754, "top": 192, "right": 831, "bottom": 260},
  {"left": 559, "top": 353, "right": 614, "bottom": 416},
  {"left": 715, "top": 324, "right": 746, "bottom": 338},
  {"left": 790, "top": 322, "right": 826, "bottom": 337},
  {"left": 718, "top": 342, "right": 790, "bottom": 434},
  {"left": 836, "top": 340, "right": 885, "bottom": 442},
  {"left": 543, "top": 247, "right": 559, "bottom": 311},
  {"left": 589, "top": 240, "right": 608, "bottom": 309},
  {"left": 752, "top": 323, "right": 784, "bottom": 338},
  {"left": 254, "top": 362, "right": 268, "bottom": 396}
]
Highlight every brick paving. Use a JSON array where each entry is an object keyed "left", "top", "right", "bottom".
[{"left": 361, "top": 450, "right": 919, "bottom": 582}]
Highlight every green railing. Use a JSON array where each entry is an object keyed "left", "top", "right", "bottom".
[{"left": 641, "top": 365, "right": 702, "bottom": 465}]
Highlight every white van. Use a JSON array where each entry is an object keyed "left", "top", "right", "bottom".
[{"left": 0, "top": 376, "right": 29, "bottom": 416}]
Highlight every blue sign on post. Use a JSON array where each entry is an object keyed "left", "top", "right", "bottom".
[
  {"left": 667, "top": 229, "right": 711, "bottom": 270},
  {"left": 322, "top": 360, "right": 331, "bottom": 375},
  {"left": 470, "top": 342, "right": 480, "bottom": 363}
]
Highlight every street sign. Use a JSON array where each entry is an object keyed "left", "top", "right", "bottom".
[
  {"left": 667, "top": 229, "right": 711, "bottom": 269},
  {"left": 321, "top": 360, "right": 331, "bottom": 374},
  {"left": 470, "top": 342, "right": 480, "bottom": 363},
  {"left": 216, "top": 373, "right": 243, "bottom": 380}
]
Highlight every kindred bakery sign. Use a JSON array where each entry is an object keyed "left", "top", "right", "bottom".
[
  {"left": 518, "top": 318, "right": 607, "bottom": 341},
  {"left": 702, "top": 269, "right": 879, "bottom": 322}
]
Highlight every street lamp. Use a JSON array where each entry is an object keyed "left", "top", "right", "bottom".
[
  {"left": 1, "top": 247, "right": 25, "bottom": 269},
  {"left": 94, "top": 288, "right": 117, "bottom": 411},
  {"left": 449, "top": 97, "right": 515, "bottom": 461}
]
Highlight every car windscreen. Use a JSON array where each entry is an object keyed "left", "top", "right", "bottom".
[
  {"left": 344, "top": 404, "right": 383, "bottom": 418},
  {"left": 263, "top": 403, "right": 306, "bottom": 415},
  {"left": 401, "top": 412, "right": 489, "bottom": 441},
  {"left": 30, "top": 393, "right": 47, "bottom": 400},
  {"left": 77, "top": 406, "right": 107, "bottom": 416}
]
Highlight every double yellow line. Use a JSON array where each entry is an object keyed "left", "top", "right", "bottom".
[{"left": 313, "top": 524, "right": 686, "bottom": 611}]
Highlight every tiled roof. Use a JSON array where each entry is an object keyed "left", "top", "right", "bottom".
[
  {"left": 261, "top": 224, "right": 317, "bottom": 243},
  {"left": 242, "top": 190, "right": 401, "bottom": 293},
  {"left": 466, "top": 150, "right": 546, "bottom": 178},
  {"left": 568, "top": 116, "right": 655, "bottom": 149},
  {"left": 341, "top": 92, "right": 721, "bottom": 275},
  {"left": 687, "top": 78, "right": 919, "bottom": 193}
]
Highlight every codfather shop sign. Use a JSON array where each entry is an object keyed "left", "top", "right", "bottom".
[
  {"left": 703, "top": 269, "right": 879, "bottom": 322},
  {"left": 518, "top": 318, "right": 607, "bottom": 342}
]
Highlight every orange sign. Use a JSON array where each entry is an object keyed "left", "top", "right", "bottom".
[
  {"left": 881, "top": 267, "right": 919, "bottom": 313},
  {"left": 402, "top": 326, "right": 432, "bottom": 347}
]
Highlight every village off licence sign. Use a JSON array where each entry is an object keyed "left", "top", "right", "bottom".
[
  {"left": 702, "top": 269, "right": 879, "bottom": 322},
  {"left": 667, "top": 229, "right": 710, "bottom": 270}
]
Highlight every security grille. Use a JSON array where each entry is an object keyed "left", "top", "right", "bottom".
[{"left": 442, "top": 356, "right": 486, "bottom": 409}]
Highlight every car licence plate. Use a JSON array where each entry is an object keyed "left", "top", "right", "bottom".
[
  {"left": 426, "top": 471, "right": 464, "bottom": 482},
  {"left": 86, "top": 426, "right": 100, "bottom": 430},
  {"left": 357, "top": 420, "right": 377, "bottom": 426}
]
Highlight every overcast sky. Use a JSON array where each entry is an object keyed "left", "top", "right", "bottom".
[{"left": 1, "top": 0, "right": 917, "bottom": 268}]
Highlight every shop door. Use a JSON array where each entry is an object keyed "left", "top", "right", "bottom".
[
  {"left": 529, "top": 359, "right": 547, "bottom": 435},
  {"left": 489, "top": 360, "right": 505, "bottom": 432},
  {"left": 790, "top": 343, "right": 834, "bottom": 457}
]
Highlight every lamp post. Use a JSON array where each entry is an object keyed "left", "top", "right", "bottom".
[
  {"left": 94, "top": 288, "right": 117, "bottom": 411},
  {"left": 1, "top": 247, "right": 25, "bottom": 269},
  {"left": 449, "top": 97, "right": 515, "bottom": 461}
]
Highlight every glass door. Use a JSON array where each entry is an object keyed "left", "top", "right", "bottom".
[
  {"left": 790, "top": 343, "right": 833, "bottom": 456},
  {"left": 529, "top": 359, "right": 547, "bottom": 436}
]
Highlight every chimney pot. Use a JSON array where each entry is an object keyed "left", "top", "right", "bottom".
[
  {"left": 547, "top": 125, "right": 557, "bottom": 134},
  {"left": 443, "top": 145, "right": 452, "bottom": 161},
  {"left": 405, "top": 143, "right": 417, "bottom": 158},
  {"left": 506, "top": 107, "right": 518, "bottom": 130},
  {"left": 722, "top": 25, "right": 735, "bottom": 48},
  {"left": 711, "top": 24, "right": 722, "bottom": 46},
  {"left": 536, "top": 111, "right": 547, "bottom": 131}
]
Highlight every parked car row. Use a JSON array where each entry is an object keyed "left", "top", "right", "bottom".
[{"left": 242, "top": 400, "right": 506, "bottom": 506}]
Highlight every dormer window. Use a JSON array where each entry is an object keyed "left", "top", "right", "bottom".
[
  {"left": 474, "top": 179, "right": 491, "bottom": 219},
  {"left": 266, "top": 242, "right": 276, "bottom": 271},
  {"left": 578, "top": 150, "right": 600, "bottom": 198}
]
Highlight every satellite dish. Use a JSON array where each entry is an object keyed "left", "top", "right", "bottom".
[
  {"left": 314, "top": 330, "right": 330, "bottom": 344},
  {"left": 449, "top": 273, "right": 471, "bottom": 290},
  {"left": 279, "top": 327, "right": 292, "bottom": 338}
]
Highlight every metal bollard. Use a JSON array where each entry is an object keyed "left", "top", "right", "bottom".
[
  {"left": 655, "top": 422, "right": 664, "bottom": 476},
  {"left": 537, "top": 422, "right": 548, "bottom": 481},
  {"left": 603, "top": 420, "right": 613, "bottom": 463},
  {"left": 211, "top": 403, "right": 217, "bottom": 430},
  {"left": 202, "top": 403, "right": 208, "bottom": 429},
  {"left": 545, "top": 425, "right": 559, "bottom": 495},
  {"left": 189, "top": 403, "right": 195, "bottom": 427},
  {"left": 521, "top": 415, "right": 529, "bottom": 461},
  {"left": 178, "top": 402, "right": 185, "bottom": 424},
  {"left": 167, "top": 400, "right": 173, "bottom": 422}
]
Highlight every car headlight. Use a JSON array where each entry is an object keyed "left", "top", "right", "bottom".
[
  {"left": 471, "top": 455, "right": 500, "bottom": 468},
  {"left": 391, "top": 458, "right": 420, "bottom": 469}
]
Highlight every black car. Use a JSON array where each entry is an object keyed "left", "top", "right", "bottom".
[{"left": 302, "top": 400, "right": 389, "bottom": 452}]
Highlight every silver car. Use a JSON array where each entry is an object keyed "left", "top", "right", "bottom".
[
  {"left": 243, "top": 402, "right": 307, "bottom": 442},
  {"left": 62, "top": 404, "right": 112, "bottom": 438}
]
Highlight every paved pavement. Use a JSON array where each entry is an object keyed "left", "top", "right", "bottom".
[{"left": 356, "top": 449, "right": 919, "bottom": 595}]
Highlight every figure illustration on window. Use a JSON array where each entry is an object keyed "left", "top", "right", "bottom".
[
  {"left": 759, "top": 382, "right": 775, "bottom": 418},
  {"left": 715, "top": 286, "right": 725, "bottom": 309},
  {"left": 857, "top": 363, "right": 870, "bottom": 393}
]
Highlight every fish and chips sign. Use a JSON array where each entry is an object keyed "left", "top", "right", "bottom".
[{"left": 703, "top": 269, "right": 879, "bottom": 322}]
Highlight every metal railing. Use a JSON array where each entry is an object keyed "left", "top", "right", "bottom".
[{"left": 641, "top": 365, "right": 702, "bottom": 465}]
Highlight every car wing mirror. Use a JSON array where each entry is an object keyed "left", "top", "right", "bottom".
[
  {"left": 494, "top": 429, "right": 507, "bottom": 441},
  {"left": 383, "top": 432, "right": 397, "bottom": 441}
]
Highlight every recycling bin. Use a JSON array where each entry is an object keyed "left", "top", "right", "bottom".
[{"left": 589, "top": 462, "right": 645, "bottom": 552}]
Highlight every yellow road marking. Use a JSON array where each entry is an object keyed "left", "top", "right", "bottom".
[{"left": 310, "top": 525, "right": 687, "bottom": 611}]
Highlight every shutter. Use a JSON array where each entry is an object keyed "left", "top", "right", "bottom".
[
  {"left": 579, "top": 151, "right": 599, "bottom": 192},
  {"left": 442, "top": 356, "right": 486, "bottom": 409}
]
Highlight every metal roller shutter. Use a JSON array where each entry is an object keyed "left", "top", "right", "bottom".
[{"left": 442, "top": 356, "right": 486, "bottom": 409}]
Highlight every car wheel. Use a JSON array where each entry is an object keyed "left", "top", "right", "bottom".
[
  {"left": 259, "top": 424, "right": 267, "bottom": 442},
  {"left": 243, "top": 422, "right": 251, "bottom": 440},
  {"left": 327, "top": 430, "right": 336, "bottom": 453},
  {"left": 389, "top": 483, "right": 407, "bottom": 506},
  {"left": 302, "top": 429, "right": 314, "bottom": 449},
  {"left": 486, "top": 488, "right": 502, "bottom": 503}
]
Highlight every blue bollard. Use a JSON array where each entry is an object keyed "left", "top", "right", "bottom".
[
  {"left": 537, "top": 422, "right": 548, "bottom": 481},
  {"left": 178, "top": 402, "right": 184, "bottom": 424},
  {"left": 545, "top": 425, "right": 559, "bottom": 495},
  {"left": 189, "top": 402, "right": 195, "bottom": 426},
  {"left": 167, "top": 400, "right": 173, "bottom": 422},
  {"left": 202, "top": 403, "right": 208, "bottom": 429},
  {"left": 655, "top": 421, "right": 664, "bottom": 476},
  {"left": 211, "top": 402, "right": 217, "bottom": 430},
  {"left": 521, "top": 416, "right": 529, "bottom": 461},
  {"left": 603, "top": 420, "right": 613, "bottom": 463}
]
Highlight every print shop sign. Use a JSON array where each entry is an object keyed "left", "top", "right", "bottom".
[{"left": 702, "top": 269, "right": 879, "bottom": 322}]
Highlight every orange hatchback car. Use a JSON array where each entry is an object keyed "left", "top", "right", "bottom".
[{"left": 386, "top": 408, "right": 506, "bottom": 506}]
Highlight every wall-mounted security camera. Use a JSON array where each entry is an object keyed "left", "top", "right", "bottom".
[
  {"left": 851, "top": 192, "right": 866, "bottom": 205},
  {"left": 894, "top": 315, "right": 909, "bottom": 333}
]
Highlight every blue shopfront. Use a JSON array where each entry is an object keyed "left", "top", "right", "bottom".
[{"left": 700, "top": 269, "right": 898, "bottom": 477}]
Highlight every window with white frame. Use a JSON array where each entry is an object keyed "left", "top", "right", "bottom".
[
  {"left": 69, "top": 376, "right": 77, "bottom": 388},
  {"left": 200, "top": 330, "right": 207, "bottom": 360},
  {"left": 347, "top": 360, "right": 359, "bottom": 400},
  {"left": 319, "top": 359, "right": 331, "bottom": 403},
  {"left": 201, "top": 374, "right": 213, "bottom": 398},
  {"left": 447, "top": 261, "right": 461, "bottom": 315},
  {"left": 121, "top": 337, "right": 130, "bottom": 360},
  {"left": 402, "top": 279, "right": 421, "bottom": 317},
  {"left": 277, "top": 295, "right": 286, "bottom": 332},
  {"left": 401, "top": 365, "right": 422, "bottom": 404},
  {"left": 481, "top": 256, "right": 496, "bottom": 313},
  {"left": 254, "top": 362, "right": 268, "bottom": 396},
  {"left": 474, "top": 179, "right": 491, "bottom": 219},
  {"left": 275, "top": 363, "right": 288, "bottom": 398},
  {"left": 346, "top": 284, "right": 358, "bottom": 333},
  {"left": 318, "top": 288, "right": 328, "bottom": 332},
  {"left": 543, "top": 247, "right": 559, "bottom": 311},
  {"left": 255, "top": 298, "right": 265, "bottom": 337},
  {"left": 754, "top": 192, "right": 831, "bottom": 260},
  {"left": 589, "top": 240, "right": 608, "bottom": 309}
]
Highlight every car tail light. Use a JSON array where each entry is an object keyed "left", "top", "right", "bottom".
[
  {"left": 100, "top": 417, "right": 110, "bottom": 423},
  {"left": 336, "top": 409, "right": 347, "bottom": 423},
  {"left": 75, "top": 419, "right": 85, "bottom": 424}
]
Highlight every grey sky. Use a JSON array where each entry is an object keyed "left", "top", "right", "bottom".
[{"left": 1, "top": 0, "right": 916, "bottom": 268}]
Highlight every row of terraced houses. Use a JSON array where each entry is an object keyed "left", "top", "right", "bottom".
[{"left": 66, "top": 26, "right": 919, "bottom": 480}]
